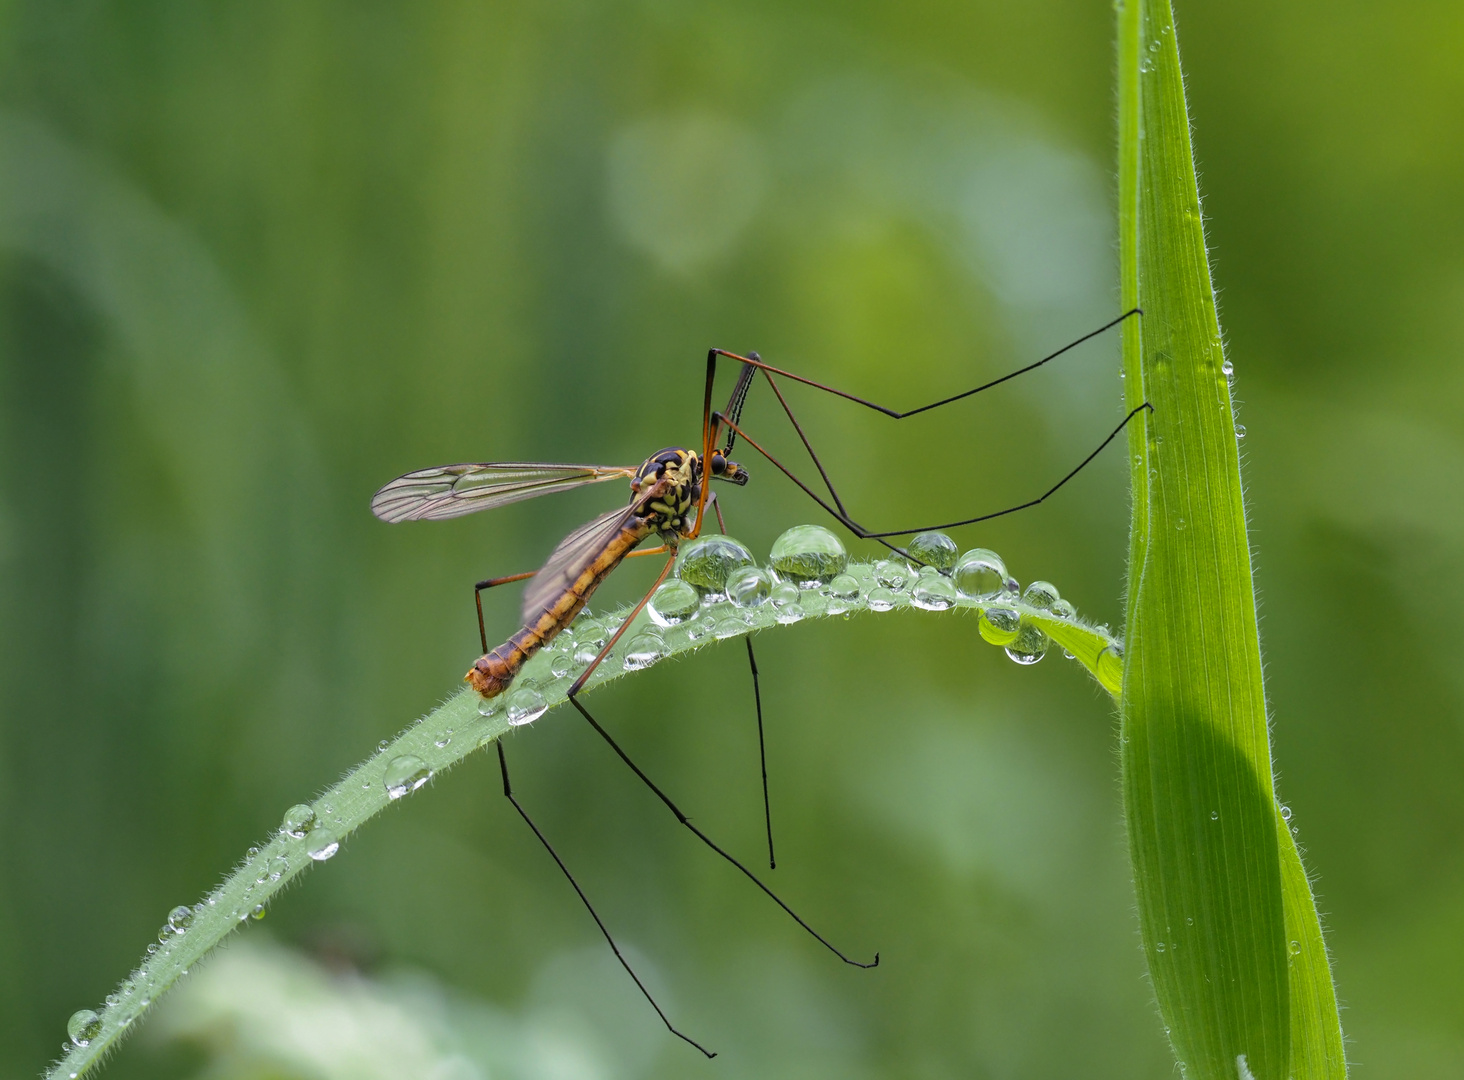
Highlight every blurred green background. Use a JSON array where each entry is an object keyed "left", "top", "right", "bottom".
[{"left": 1, "top": 1, "right": 1460, "bottom": 1077}]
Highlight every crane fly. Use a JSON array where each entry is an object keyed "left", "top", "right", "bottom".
[{"left": 371, "top": 308, "right": 1148, "bottom": 1057}]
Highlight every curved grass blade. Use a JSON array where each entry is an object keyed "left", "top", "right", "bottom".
[
  {"left": 47, "top": 554, "right": 1119, "bottom": 1079},
  {"left": 1117, "top": 3, "right": 1345, "bottom": 1077}
]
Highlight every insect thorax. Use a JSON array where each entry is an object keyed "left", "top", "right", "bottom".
[{"left": 632, "top": 447, "right": 701, "bottom": 539}]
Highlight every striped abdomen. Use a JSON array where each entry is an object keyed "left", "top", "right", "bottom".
[{"left": 467, "top": 517, "right": 657, "bottom": 697}]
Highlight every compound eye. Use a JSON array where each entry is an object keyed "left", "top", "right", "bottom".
[{"left": 710, "top": 452, "right": 726, "bottom": 475}]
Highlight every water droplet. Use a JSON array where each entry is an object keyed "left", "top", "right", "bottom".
[
  {"left": 1221, "top": 359, "right": 1233, "bottom": 377},
  {"left": 726, "top": 566, "right": 772, "bottom": 608},
  {"left": 1097, "top": 642, "right": 1123, "bottom": 691},
  {"left": 1155, "top": 941, "right": 1166, "bottom": 953},
  {"left": 145, "top": 944, "right": 159, "bottom": 956},
  {"left": 648, "top": 578, "right": 701, "bottom": 626},
  {"left": 1289, "top": 940, "right": 1301, "bottom": 956},
  {"left": 67, "top": 1009, "right": 101, "bottom": 1047},
  {"left": 867, "top": 586, "right": 896, "bottom": 612},
  {"left": 829, "top": 574, "right": 860, "bottom": 600},
  {"left": 1022, "top": 581, "right": 1061, "bottom": 611},
  {"left": 550, "top": 654, "right": 574, "bottom": 678},
  {"left": 1140, "top": 57, "right": 1153, "bottom": 72},
  {"left": 954, "top": 549, "right": 1008, "bottom": 601},
  {"left": 573, "top": 617, "right": 607, "bottom": 650},
  {"left": 247, "top": 846, "right": 261, "bottom": 858},
  {"left": 1149, "top": 39, "right": 1159, "bottom": 50},
  {"left": 280, "top": 804, "right": 316, "bottom": 839},
  {"left": 506, "top": 685, "right": 548, "bottom": 726},
  {"left": 434, "top": 730, "right": 453, "bottom": 748},
  {"left": 306, "top": 827, "right": 340, "bottom": 861},
  {"left": 1004, "top": 620, "right": 1049, "bottom": 665},
  {"left": 978, "top": 606, "right": 1020, "bottom": 646},
  {"left": 1185, "top": 916, "right": 1194, "bottom": 926},
  {"left": 574, "top": 641, "right": 603, "bottom": 665},
  {"left": 709, "top": 615, "right": 744, "bottom": 638},
  {"left": 906, "top": 531, "right": 959, "bottom": 572},
  {"left": 1280, "top": 805, "right": 1292, "bottom": 821},
  {"left": 768, "top": 525, "right": 848, "bottom": 586},
  {"left": 1210, "top": 810, "right": 1220, "bottom": 821},
  {"left": 1175, "top": 517, "right": 1187, "bottom": 531},
  {"left": 769, "top": 581, "right": 806, "bottom": 623},
  {"left": 1234, "top": 425, "right": 1246, "bottom": 439},
  {"left": 384, "top": 754, "right": 431, "bottom": 799},
  {"left": 911, "top": 575, "right": 957, "bottom": 611},
  {"left": 166, "top": 905, "right": 194, "bottom": 934},
  {"left": 1049, "top": 598, "right": 1076, "bottom": 619},
  {"left": 105, "top": 994, "right": 119, "bottom": 1008},
  {"left": 377, "top": 740, "right": 389, "bottom": 754},
  {"left": 676, "top": 535, "right": 754, "bottom": 593},
  {"left": 623, "top": 631, "right": 665, "bottom": 670},
  {"left": 250, "top": 904, "right": 266, "bottom": 921},
  {"left": 874, "top": 559, "right": 914, "bottom": 592}
]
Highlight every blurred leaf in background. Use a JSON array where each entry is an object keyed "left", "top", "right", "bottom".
[{"left": 0, "top": 1, "right": 1459, "bottom": 1078}]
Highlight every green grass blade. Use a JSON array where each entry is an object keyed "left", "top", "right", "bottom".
[
  {"left": 1117, "top": 3, "right": 1346, "bottom": 1078},
  {"left": 46, "top": 554, "right": 1118, "bottom": 1079}
]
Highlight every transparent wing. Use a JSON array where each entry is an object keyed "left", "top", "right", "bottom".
[
  {"left": 521, "top": 505, "right": 638, "bottom": 625},
  {"left": 371, "top": 462, "right": 636, "bottom": 523}
]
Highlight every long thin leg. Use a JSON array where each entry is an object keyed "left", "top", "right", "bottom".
[
  {"left": 745, "top": 637, "right": 775, "bottom": 870},
  {"left": 710, "top": 308, "right": 1141, "bottom": 420},
  {"left": 567, "top": 564, "right": 876, "bottom": 969},
  {"left": 474, "top": 545, "right": 669, "bottom": 653},
  {"left": 714, "top": 403, "right": 1152, "bottom": 542},
  {"left": 496, "top": 742, "right": 715, "bottom": 1058}
]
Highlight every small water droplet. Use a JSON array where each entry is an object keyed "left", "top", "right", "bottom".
[
  {"left": 1234, "top": 425, "right": 1246, "bottom": 439},
  {"left": 906, "top": 531, "right": 959, "bottom": 572},
  {"left": 384, "top": 754, "right": 431, "bottom": 799},
  {"left": 978, "top": 605, "right": 1020, "bottom": 646},
  {"left": 1175, "top": 517, "right": 1187, "bottom": 530},
  {"left": 377, "top": 740, "right": 389, "bottom": 753},
  {"left": 712, "top": 614, "right": 748, "bottom": 637},
  {"left": 866, "top": 586, "right": 896, "bottom": 612},
  {"left": 572, "top": 617, "right": 607, "bottom": 650},
  {"left": 551, "top": 654, "right": 574, "bottom": 678},
  {"left": 246, "top": 846, "right": 260, "bottom": 858},
  {"left": 1049, "top": 598, "right": 1076, "bottom": 619},
  {"left": 911, "top": 575, "right": 957, "bottom": 611},
  {"left": 769, "top": 525, "right": 848, "bottom": 586},
  {"left": 676, "top": 535, "right": 754, "bottom": 593},
  {"left": 166, "top": 905, "right": 194, "bottom": 934},
  {"left": 1221, "top": 359, "right": 1233, "bottom": 377},
  {"left": 1186, "top": 916, "right": 1194, "bottom": 926},
  {"left": 435, "top": 729, "right": 453, "bottom": 748},
  {"left": 145, "top": 944, "right": 159, "bottom": 956},
  {"left": 105, "top": 993, "right": 120, "bottom": 1008},
  {"left": 477, "top": 694, "right": 502, "bottom": 717},
  {"left": 1280, "top": 805, "right": 1292, "bottom": 821},
  {"left": 250, "top": 904, "right": 266, "bottom": 921},
  {"left": 874, "top": 559, "right": 914, "bottom": 592},
  {"left": 505, "top": 685, "right": 548, "bottom": 726},
  {"left": 623, "top": 630, "right": 665, "bottom": 670},
  {"left": 1022, "top": 581, "right": 1061, "bottom": 611},
  {"left": 306, "top": 827, "right": 340, "bottom": 861},
  {"left": 648, "top": 578, "right": 701, "bottom": 626},
  {"left": 1140, "top": 57, "right": 1153, "bottom": 72},
  {"left": 281, "top": 803, "right": 317, "bottom": 839},
  {"left": 953, "top": 549, "right": 1008, "bottom": 601},
  {"left": 1289, "top": 940, "right": 1301, "bottom": 955},
  {"left": 1004, "top": 620, "right": 1049, "bottom": 665},
  {"left": 1155, "top": 941, "right": 1166, "bottom": 953},
  {"left": 726, "top": 566, "right": 773, "bottom": 608},
  {"left": 1210, "top": 810, "right": 1220, "bottom": 821},
  {"left": 67, "top": 1009, "right": 101, "bottom": 1047},
  {"left": 827, "top": 572, "right": 861, "bottom": 613}
]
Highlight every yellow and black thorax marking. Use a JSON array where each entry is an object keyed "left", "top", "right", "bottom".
[{"left": 630, "top": 447, "right": 701, "bottom": 540}]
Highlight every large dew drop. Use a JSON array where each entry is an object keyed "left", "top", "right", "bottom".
[
  {"left": 506, "top": 684, "right": 548, "bottom": 726},
  {"left": 910, "top": 572, "right": 957, "bottom": 611},
  {"left": 305, "top": 827, "right": 340, "bottom": 862},
  {"left": 978, "top": 605, "right": 1020, "bottom": 646},
  {"left": 166, "top": 905, "right": 194, "bottom": 935},
  {"left": 1004, "top": 620, "right": 1049, "bottom": 665},
  {"left": 383, "top": 754, "right": 431, "bottom": 799},
  {"left": 726, "top": 566, "right": 773, "bottom": 608},
  {"left": 676, "top": 535, "right": 754, "bottom": 593},
  {"left": 648, "top": 578, "right": 701, "bottom": 625},
  {"left": 280, "top": 804, "right": 317, "bottom": 839},
  {"left": 623, "top": 631, "right": 665, "bottom": 670},
  {"left": 67, "top": 1009, "right": 101, "bottom": 1048},
  {"left": 954, "top": 549, "right": 1008, "bottom": 601},
  {"left": 874, "top": 559, "right": 914, "bottom": 591},
  {"left": 1022, "top": 580, "right": 1061, "bottom": 611},
  {"left": 906, "top": 531, "right": 959, "bottom": 571},
  {"left": 769, "top": 525, "right": 847, "bottom": 586}
]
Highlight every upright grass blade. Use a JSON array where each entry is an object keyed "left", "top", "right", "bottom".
[{"left": 1117, "top": 3, "right": 1346, "bottom": 1078}]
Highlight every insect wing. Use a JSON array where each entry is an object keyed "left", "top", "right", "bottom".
[
  {"left": 520, "top": 505, "right": 637, "bottom": 624},
  {"left": 371, "top": 463, "right": 635, "bottom": 523}
]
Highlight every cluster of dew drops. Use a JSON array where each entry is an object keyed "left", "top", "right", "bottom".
[
  {"left": 58, "top": 525, "right": 1112, "bottom": 1065},
  {"left": 469, "top": 524, "right": 1111, "bottom": 740}
]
